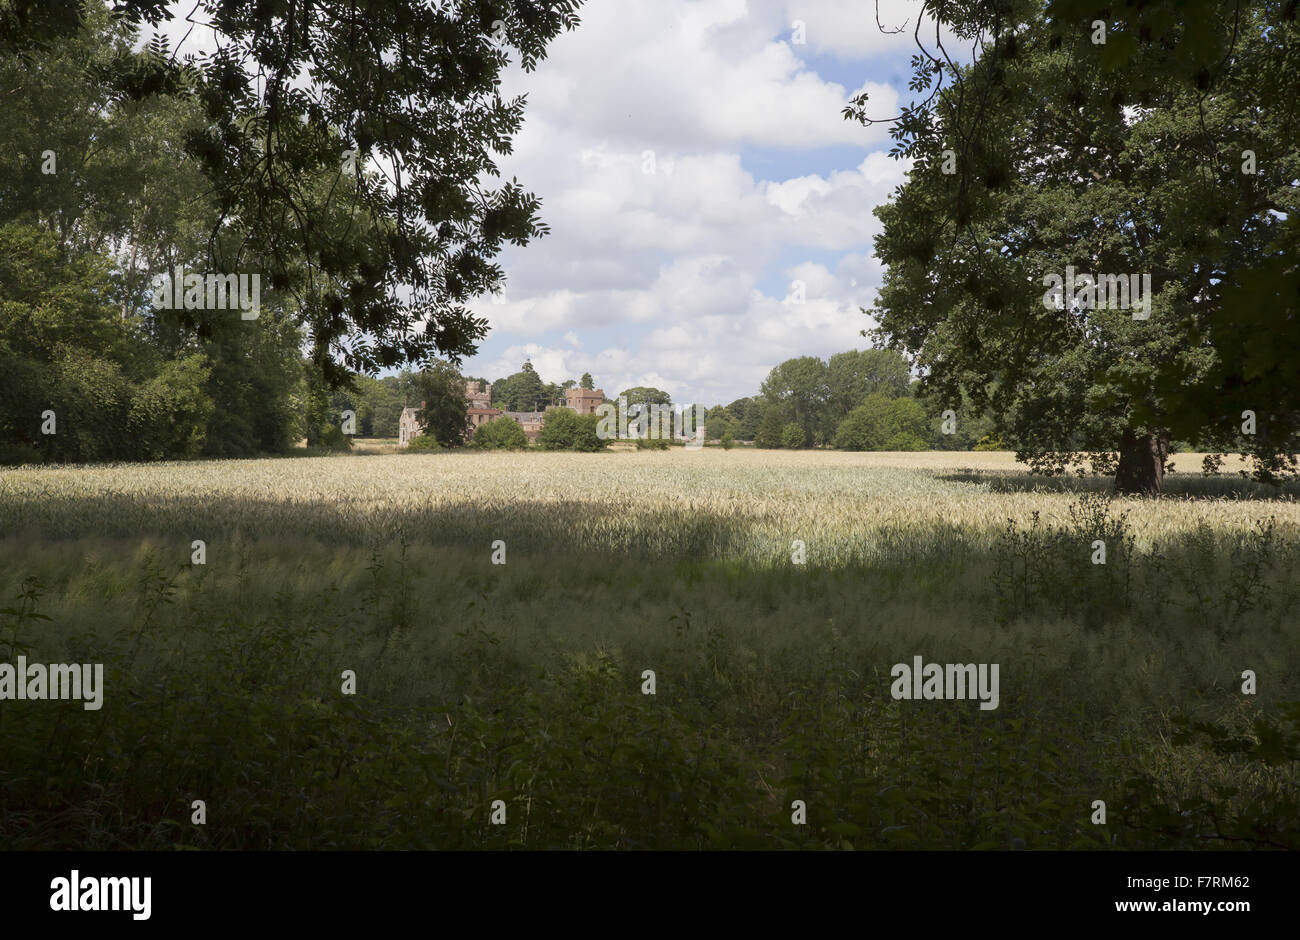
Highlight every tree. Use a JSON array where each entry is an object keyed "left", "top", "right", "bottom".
[
  {"left": 571, "top": 413, "right": 607, "bottom": 452},
  {"left": 0, "top": 7, "right": 312, "bottom": 460},
  {"left": 834, "top": 394, "right": 930, "bottom": 452},
  {"left": 704, "top": 406, "right": 733, "bottom": 440},
  {"left": 412, "top": 361, "right": 469, "bottom": 447},
  {"left": 0, "top": 220, "right": 214, "bottom": 463},
  {"left": 780, "top": 422, "right": 805, "bottom": 449},
  {"left": 760, "top": 356, "right": 828, "bottom": 445},
  {"left": 730, "top": 398, "right": 763, "bottom": 440},
  {"left": 494, "top": 361, "right": 546, "bottom": 411},
  {"left": 615, "top": 386, "right": 673, "bottom": 439},
  {"left": 473, "top": 416, "right": 527, "bottom": 450},
  {"left": 754, "top": 406, "right": 786, "bottom": 449},
  {"left": 580, "top": 372, "right": 594, "bottom": 389},
  {"left": 1, "top": 0, "right": 585, "bottom": 385},
  {"left": 824, "top": 349, "right": 911, "bottom": 435},
  {"left": 851, "top": 1, "right": 1300, "bottom": 493},
  {"left": 916, "top": 385, "right": 999, "bottom": 452},
  {"left": 539, "top": 408, "right": 605, "bottom": 451},
  {"left": 834, "top": 396, "right": 891, "bottom": 451}
]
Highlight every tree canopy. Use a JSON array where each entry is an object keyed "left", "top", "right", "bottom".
[
  {"left": 1, "top": 0, "right": 584, "bottom": 385},
  {"left": 851, "top": 0, "right": 1300, "bottom": 492}
]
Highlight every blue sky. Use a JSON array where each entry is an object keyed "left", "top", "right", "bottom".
[
  {"left": 152, "top": 0, "right": 957, "bottom": 405},
  {"left": 446, "top": 0, "right": 960, "bottom": 406}
]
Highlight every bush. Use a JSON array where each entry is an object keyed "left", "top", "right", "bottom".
[
  {"left": 974, "top": 432, "right": 1005, "bottom": 451},
  {"left": 835, "top": 394, "right": 930, "bottom": 451},
  {"left": 540, "top": 409, "right": 607, "bottom": 451},
  {"left": 884, "top": 431, "right": 929, "bottom": 451},
  {"left": 721, "top": 431, "right": 734, "bottom": 450},
  {"left": 405, "top": 433, "right": 442, "bottom": 451},
  {"left": 473, "top": 417, "right": 527, "bottom": 450},
  {"left": 320, "top": 425, "right": 353, "bottom": 451},
  {"left": 780, "top": 422, "right": 805, "bottom": 449},
  {"left": 754, "top": 408, "right": 785, "bottom": 448},
  {"left": 572, "top": 413, "right": 607, "bottom": 452}
]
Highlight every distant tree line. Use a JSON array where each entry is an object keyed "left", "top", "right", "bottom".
[
  {"left": 702, "top": 349, "right": 1000, "bottom": 451},
  {"left": 1, "top": 0, "right": 578, "bottom": 465}
]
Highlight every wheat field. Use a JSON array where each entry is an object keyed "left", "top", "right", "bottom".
[
  {"left": 3, "top": 449, "right": 1295, "bottom": 559},
  {"left": 2, "top": 449, "right": 1298, "bottom": 849}
]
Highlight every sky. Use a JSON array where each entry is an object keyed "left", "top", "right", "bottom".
[
  {"left": 152, "top": 0, "right": 966, "bottom": 406},
  {"left": 463, "top": 0, "right": 951, "bottom": 405}
]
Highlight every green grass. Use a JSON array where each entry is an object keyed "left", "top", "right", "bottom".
[{"left": 1, "top": 451, "right": 1297, "bottom": 849}]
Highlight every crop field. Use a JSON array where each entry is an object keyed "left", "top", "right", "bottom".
[{"left": 2, "top": 449, "right": 1298, "bottom": 849}]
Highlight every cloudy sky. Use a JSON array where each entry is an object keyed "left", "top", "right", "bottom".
[
  {"left": 155, "top": 0, "right": 963, "bottom": 405},
  {"left": 464, "top": 0, "right": 952, "bottom": 405}
]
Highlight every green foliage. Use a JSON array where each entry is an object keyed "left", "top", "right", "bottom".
[
  {"left": 413, "top": 361, "right": 470, "bottom": 448},
  {"left": 761, "top": 356, "right": 827, "bottom": 443},
  {"left": 834, "top": 394, "right": 929, "bottom": 451},
  {"left": 3, "top": 512, "right": 1295, "bottom": 850},
  {"left": 756, "top": 349, "right": 920, "bottom": 447},
  {"left": 720, "top": 431, "right": 734, "bottom": 450},
  {"left": 473, "top": 417, "right": 527, "bottom": 450},
  {"left": 405, "top": 433, "right": 443, "bottom": 451},
  {"left": 539, "top": 409, "right": 605, "bottom": 451},
  {"left": 320, "top": 425, "right": 353, "bottom": 451},
  {"left": 754, "top": 407, "right": 785, "bottom": 449},
  {"left": 728, "top": 397, "right": 763, "bottom": 440},
  {"left": 780, "top": 422, "right": 805, "bottom": 449},
  {"left": 883, "top": 431, "right": 928, "bottom": 451},
  {"left": 2, "top": 1, "right": 584, "bottom": 383},
  {"left": 493, "top": 361, "right": 547, "bottom": 411},
  {"left": 0, "top": 11, "right": 310, "bottom": 462},
  {"left": 0, "top": 221, "right": 217, "bottom": 463},
  {"left": 862, "top": 1, "right": 1300, "bottom": 490}
]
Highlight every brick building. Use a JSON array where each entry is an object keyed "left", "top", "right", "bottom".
[
  {"left": 565, "top": 386, "right": 605, "bottom": 414},
  {"left": 398, "top": 381, "right": 606, "bottom": 447}
]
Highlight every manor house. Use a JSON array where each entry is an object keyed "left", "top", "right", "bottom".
[{"left": 398, "top": 381, "right": 605, "bottom": 446}]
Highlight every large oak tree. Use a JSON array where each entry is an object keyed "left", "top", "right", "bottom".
[{"left": 851, "top": 0, "right": 1299, "bottom": 493}]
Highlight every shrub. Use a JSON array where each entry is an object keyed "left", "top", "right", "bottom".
[
  {"left": 780, "top": 422, "right": 805, "bottom": 449},
  {"left": 834, "top": 396, "right": 891, "bottom": 450},
  {"left": 540, "top": 409, "right": 607, "bottom": 451},
  {"left": 721, "top": 431, "right": 734, "bottom": 450},
  {"left": 320, "top": 425, "right": 353, "bottom": 450},
  {"left": 754, "top": 408, "right": 785, "bottom": 448},
  {"left": 405, "top": 433, "right": 442, "bottom": 451},
  {"left": 539, "top": 408, "right": 579, "bottom": 449},
  {"left": 884, "top": 431, "right": 928, "bottom": 451},
  {"left": 572, "top": 413, "right": 607, "bottom": 452},
  {"left": 473, "top": 417, "right": 527, "bottom": 450},
  {"left": 835, "top": 394, "right": 929, "bottom": 451}
]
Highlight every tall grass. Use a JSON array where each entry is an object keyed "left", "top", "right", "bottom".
[{"left": 0, "top": 451, "right": 1296, "bottom": 849}]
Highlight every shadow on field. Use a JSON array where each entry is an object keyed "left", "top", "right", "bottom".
[
  {"left": 939, "top": 469, "right": 1300, "bottom": 501},
  {"left": 0, "top": 489, "right": 768, "bottom": 560}
]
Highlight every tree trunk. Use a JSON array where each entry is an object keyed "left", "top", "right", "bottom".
[{"left": 1114, "top": 428, "right": 1169, "bottom": 495}]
